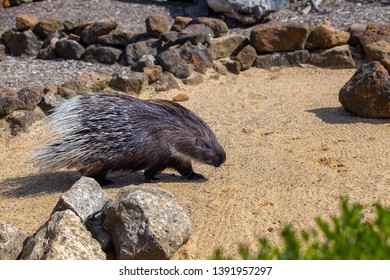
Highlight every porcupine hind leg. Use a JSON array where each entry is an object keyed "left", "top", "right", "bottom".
[
  {"left": 144, "top": 164, "right": 167, "bottom": 183},
  {"left": 171, "top": 159, "right": 206, "bottom": 181},
  {"left": 79, "top": 167, "right": 113, "bottom": 186}
]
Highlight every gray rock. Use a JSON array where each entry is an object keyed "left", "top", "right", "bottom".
[
  {"left": 212, "top": 61, "right": 229, "bottom": 75},
  {"left": 156, "top": 48, "right": 182, "bottom": 73},
  {"left": 206, "top": 0, "right": 289, "bottom": 24},
  {"left": 178, "top": 23, "right": 214, "bottom": 45},
  {"left": 84, "top": 44, "right": 122, "bottom": 64},
  {"left": 254, "top": 50, "right": 310, "bottom": 69},
  {"left": 39, "top": 93, "right": 65, "bottom": 113},
  {"left": 17, "top": 86, "right": 44, "bottom": 111},
  {"left": 154, "top": 71, "right": 180, "bottom": 92},
  {"left": 38, "top": 38, "right": 58, "bottom": 60},
  {"left": 109, "top": 71, "right": 149, "bottom": 94},
  {"left": 20, "top": 210, "right": 106, "bottom": 260},
  {"left": 180, "top": 45, "right": 213, "bottom": 74},
  {"left": 0, "top": 222, "right": 26, "bottom": 260},
  {"left": 339, "top": 61, "right": 390, "bottom": 118},
  {"left": 55, "top": 38, "right": 86, "bottom": 60},
  {"left": 6, "top": 110, "right": 38, "bottom": 136},
  {"left": 175, "top": 63, "right": 194, "bottom": 79},
  {"left": 85, "top": 212, "right": 113, "bottom": 253},
  {"left": 188, "top": 17, "right": 228, "bottom": 38},
  {"left": 309, "top": 45, "right": 355, "bottom": 69},
  {"left": 82, "top": 18, "right": 118, "bottom": 45},
  {"left": 160, "top": 31, "right": 179, "bottom": 48},
  {"left": 348, "top": 23, "right": 367, "bottom": 46},
  {"left": 125, "top": 38, "right": 161, "bottom": 67},
  {"left": 132, "top": 54, "right": 156, "bottom": 72},
  {"left": 103, "top": 185, "right": 191, "bottom": 260},
  {"left": 250, "top": 21, "right": 311, "bottom": 52},
  {"left": 209, "top": 34, "right": 247, "bottom": 59},
  {"left": 53, "top": 176, "right": 109, "bottom": 223},
  {"left": 182, "top": 72, "right": 204, "bottom": 85},
  {"left": 2, "top": 29, "right": 42, "bottom": 56}
]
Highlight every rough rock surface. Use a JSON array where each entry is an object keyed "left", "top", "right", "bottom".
[
  {"left": 309, "top": 45, "right": 355, "bottom": 69},
  {"left": 61, "top": 71, "right": 111, "bottom": 92},
  {"left": 0, "top": 222, "right": 26, "bottom": 260},
  {"left": 254, "top": 50, "right": 310, "bottom": 69},
  {"left": 109, "top": 71, "right": 148, "bottom": 94},
  {"left": 81, "top": 18, "right": 118, "bottom": 45},
  {"left": 16, "top": 13, "right": 38, "bottom": 31},
  {"left": 84, "top": 44, "right": 122, "bottom": 64},
  {"left": 209, "top": 34, "right": 247, "bottom": 59},
  {"left": 364, "top": 40, "right": 390, "bottom": 72},
  {"left": 305, "top": 21, "right": 350, "bottom": 50},
  {"left": 103, "top": 185, "right": 191, "bottom": 260},
  {"left": 53, "top": 176, "right": 110, "bottom": 223},
  {"left": 339, "top": 61, "right": 390, "bottom": 118},
  {"left": 20, "top": 210, "right": 106, "bottom": 260},
  {"left": 145, "top": 14, "right": 170, "bottom": 38},
  {"left": 55, "top": 38, "right": 86, "bottom": 60},
  {"left": 2, "top": 29, "right": 42, "bottom": 56}
]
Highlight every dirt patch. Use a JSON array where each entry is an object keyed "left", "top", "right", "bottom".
[{"left": 1, "top": 66, "right": 389, "bottom": 259}]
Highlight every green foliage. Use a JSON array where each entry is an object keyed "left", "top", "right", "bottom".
[{"left": 212, "top": 199, "right": 390, "bottom": 260}]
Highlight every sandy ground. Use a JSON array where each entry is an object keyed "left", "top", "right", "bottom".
[{"left": 0, "top": 66, "right": 389, "bottom": 259}]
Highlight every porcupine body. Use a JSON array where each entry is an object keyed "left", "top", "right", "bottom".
[{"left": 35, "top": 94, "right": 226, "bottom": 184}]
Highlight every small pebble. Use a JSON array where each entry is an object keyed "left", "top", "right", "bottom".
[{"left": 173, "top": 93, "right": 189, "bottom": 102}]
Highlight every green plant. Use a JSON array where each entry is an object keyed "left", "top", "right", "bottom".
[{"left": 212, "top": 199, "right": 390, "bottom": 260}]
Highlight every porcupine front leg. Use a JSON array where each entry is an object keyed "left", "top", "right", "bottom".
[{"left": 171, "top": 159, "right": 206, "bottom": 181}]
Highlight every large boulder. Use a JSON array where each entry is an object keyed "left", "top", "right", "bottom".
[
  {"left": 361, "top": 23, "right": 390, "bottom": 48},
  {"left": 305, "top": 21, "right": 350, "bottom": 50},
  {"left": 339, "top": 61, "right": 390, "bottom": 118},
  {"left": 2, "top": 29, "right": 42, "bottom": 56},
  {"left": 206, "top": 0, "right": 289, "bottom": 24},
  {"left": 20, "top": 210, "right": 106, "bottom": 260},
  {"left": 250, "top": 21, "right": 311, "bottom": 52},
  {"left": 103, "top": 185, "right": 191, "bottom": 260}
]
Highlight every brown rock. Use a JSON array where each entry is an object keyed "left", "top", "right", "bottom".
[
  {"left": 17, "top": 86, "right": 44, "bottom": 111},
  {"left": 250, "top": 21, "right": 311, "bottom": 52},
  {"left": 181, "top": 72, "right": 204, "bottom": 86},
  {"left": 109, "top": 71, "right": 149, "bottom": 94},
  {"left": 222, "top": 59, "right": 241, "bottom": 74},
  {"left": 0, "top": 89, "right": 24, "bottom": 116},
  {"left": 16, "top": 14, "right": 38, "bottom": 31},
  {"left": 62, "top": 72, "right": 111, "bottom": 92},
  {"left": 171, "top": 16, "right": 192, "bottom": 32},
  {"left": 0, "top": 222, "right": 26, "bottom": 260},
  {"left": 209, "top": 34, "right": 247, "bottom": 60},
  {"left": 145, "top": 15, "right": 170, "bottom": 38},
  {"left": 84, "top": 44, "right": 122, "bottom": 64},
  {"left": 143, "top": 65, "right": 163, "bottom": 83},
  {"left": 212, "top": 61, "right": 228, "bottom": 75},
  {"left": 305, "top": 21, "right": 350, "bottom": 50},
  {"left": 361, "top": 23, "right": 390, "bottom": 48},
  {"left": 188, "top": 17, "right": 228, "bottom": 37},
  {"left": 364, "top": 40, "right": 390, "bottom": 72},
  {"left": 339, "top": 61, "right": 390, "bottom": 118},
  {"left": 7, "top": 110, "right": 38, "bottom": 136},
  {"left": 348, "top": 23, "right": 367, "bottom": 45},
  {"left": 178, "top": 23, "right": 214, "bottom": 45},
  {"left": 180, "top": 45, "right": 213, "bottom": 74},
  {"left": 154, "top": 71, "right": 180, "bottom": 92},
  {"left": 98, "top": 29, "right": 139, "bottom": 46},
  {"left": 82, "top": 18, "right": 118, "bottom": 45},
  {"left": 173, "top": 93, "right": 189, "bottom": 102},
  {"left": 57, "top": 86, "right": 77, "bottom": 99},
  {"left": 63, "top": 18, "right": 83, "bottom": 32},
  {"left": 2, "top": 29, "right": 42, "bottom": 56},
  {"left": 236, "top": 44, "right": 257, "bottom": 71},
  {"left": 33, "top": 18, "right": 63, "bottom": 39}
]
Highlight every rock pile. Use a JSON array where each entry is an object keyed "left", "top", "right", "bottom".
[{"left": 1, "top": 177, "right": 191, "bottom": 260}]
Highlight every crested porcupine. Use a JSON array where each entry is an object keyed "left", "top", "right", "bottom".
[{"left": 35, "top": 93, "right": 226, "bottom": 184}]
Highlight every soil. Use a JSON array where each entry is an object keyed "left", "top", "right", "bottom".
[{"left": 0, "top": 0, "right": 389, "bottom": 259}]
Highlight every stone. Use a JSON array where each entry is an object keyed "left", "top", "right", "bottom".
[
  {"left": 156, "top": 48, "right": 182, "bottom": 73},
  {"left": 109, "top": 71, "right": 149, "bottom": 94},
  {"left": 84, "top": 44, "right": 122, "bottom": 64},
  {"left": 222, "top": 59, "right": 241, "bottom": 74},
  {"left": 178, "top": 23, "right": 214, "bottom": 45},
  {"left": 17, "top": 86, "right": 44, "bottom": 111},
  {"left": 132, "top": 54, "right": 156, "bottom": 72},
  {"left": 145, "top": 14, "right": 170, "bottom": 38},
  {"left": 0, "top": 90, "right": 24, "bottom": 116},
  {"left": 63, "top": 18, "right": 83, "bottom": 32},
  {"left": 39, "top": 93, "right": 66, "bottom": 113},
  {"left": 364, "top": 40, "right": 390, "bottom": 72},
  {"left": 53, "top": 176, "right": 109, "bottom": 223},
  {"left": 0, "top": 222, "right": 26, "bottom": 260},
  {"left": 209, "top": 34, "right": 247, "bottom": 59},
  {"left": 188, "top": 17, "right": 228, "bottom": 37},
  {"left": 309, "top": 45, "right": 355, "bottom": 69},
  {"left": 160, "top": 31, "right": 179, "bottom": 48},
  {"left": 82, "top": 18, "right": 119, "bottom": 45},
  {"left": 181, "top": 72, "right": 204, "bottom": 85},
  {"left": 72, "top": 21, "right": 94, "bottom": 37},
  {"left": 37, "top": 38, "right": 58, "bottom": 60},
  {"left": 55, "top": 38, "right": 86, "bottom": 60},
  {"left": 235, "top": 44, "right": 257, "bottom": 70},
  {"left": 254, "top": 50, "right": 310, "bottom": 69},
  {"left": 62, "top": 72, "right": 111, "bottom": 93},
  {"left": 20, "top": 210, "right": 106, "bottom": 260},
  {"left": 103, "top": 185, "right": 191, "bottom": 260},
  {"left": 2, "top": 29, "right": 42, "bottom": 56},
  {"left": 250, "top": 21, "right": 311, "bottom": 52},
  {"left": 175, "top": 63, "right": 194, "bottom": 79},
  {"left": 171, "top": 16, "right": 192, "bottom": 32},
  {"left": 348, "top": 23, "right": 367, "bottom": 46},
  {"left": 173, "top": 93, "right": 189, "bottom": 102},
  {"left": 125, "top": 38, "right": 161, "bottom": 67},
  {"left": 85, "top": 212, "right": 113, "bottom": 253},
  {"left": 16, "top": 13, "right": 38, "bottom": 31},
  {"left": 305, "top": 21, "right": 350, "bottom": 50},
  {"left": 154, "top": 71, "right": 180, "bottom": 92},
  {"left": 212, "top": 61, "right": 229, "bottom": 75},
  {"left": 361, "top": 23, "right": 390, "bottom": 48},
  {"left": 98, "top": 29, "right": 139, "bottom": 46},
  {"left": 33, "top": 18, "right": 63, "bottom": 39},
  {"left": 180, "top": 45, "right": 213, "bottom": 74},
  {"left": 339, "top": 61, "right": 390, "bottom": 118},
  {"left": 6, "top": 110, "right": 37, "bottom": 136},
  {"left": 143, "top": 65, "right": 163, "bottom": 83},
  {"left": 57, "top": 86, "right": 77, "bottom": 99},
  {"left": 206, "top": 0, "right": 289, "bottom": 25}
]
